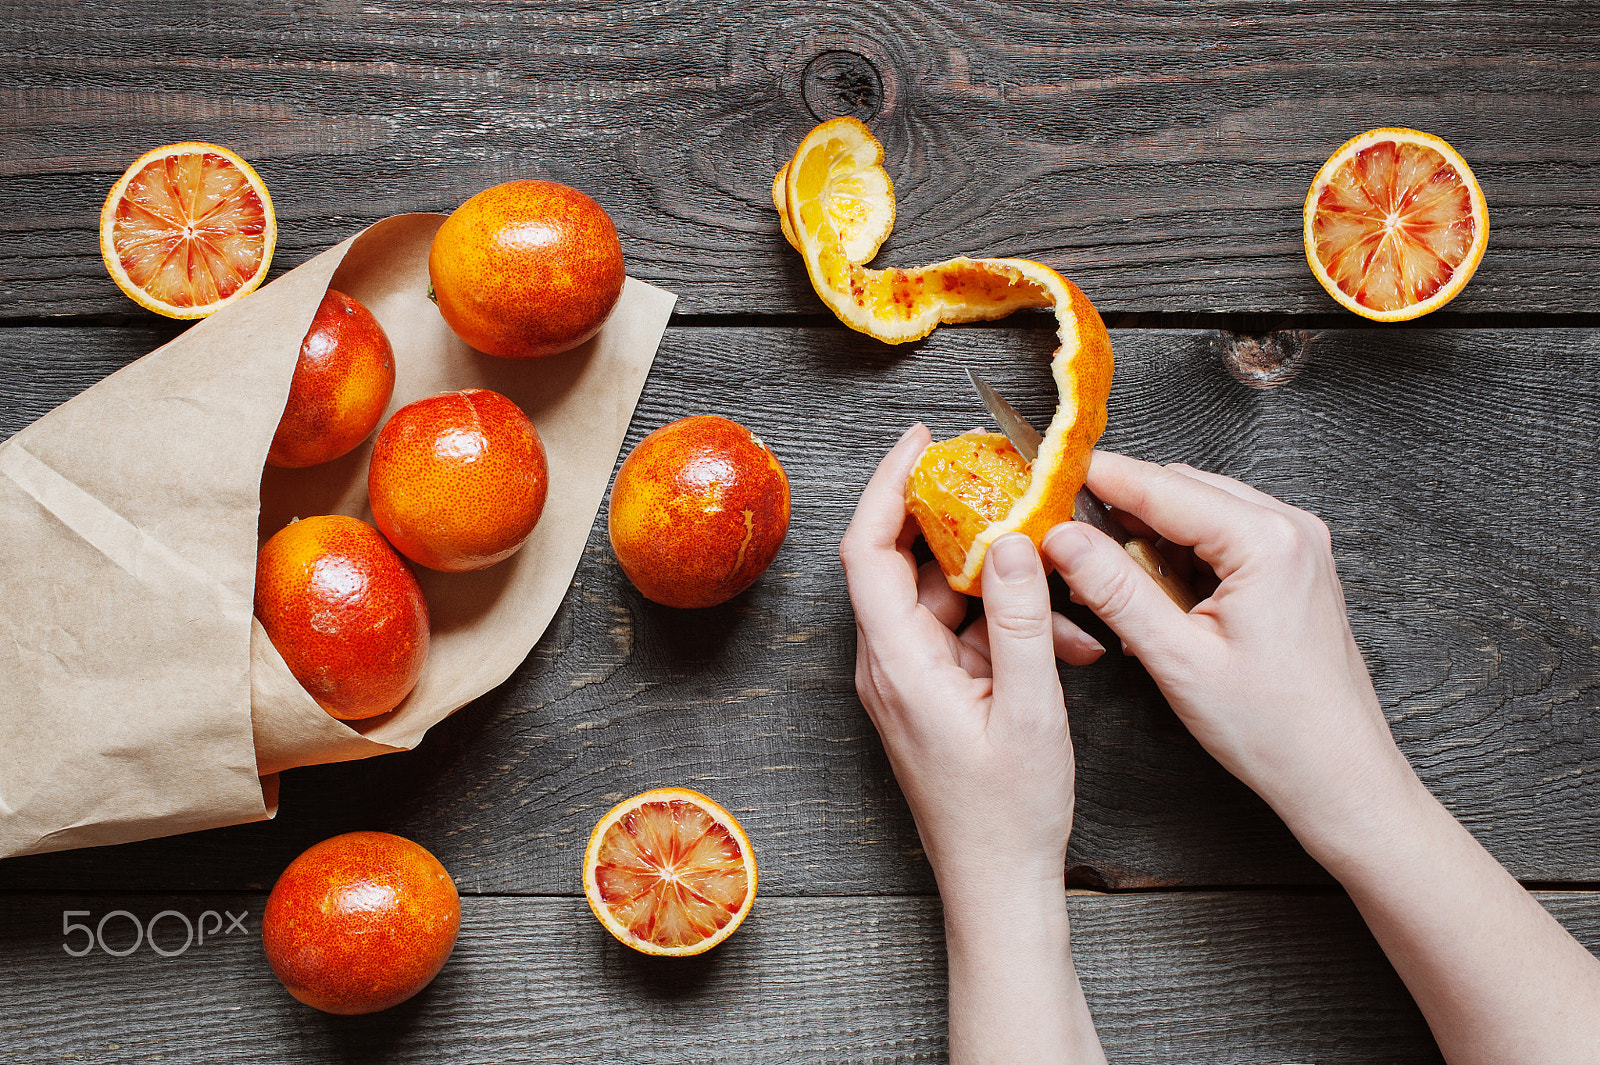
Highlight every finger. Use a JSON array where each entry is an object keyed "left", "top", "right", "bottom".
[
  {"left": 1085, "top": 450, "right": 1279, "bottom": 577},
  {"left": 840, "top": 424, "right": 933, "bottom": 633},
  {"left": 1163, "top": 462, "right": 1304, "bottom": 518},
  {"left": 1053, "top": 614, "right": 1106, "bottom": 666},
  {"left": 950, "top": 620, "right": 994, "bottom": 679},
  {"left": 1042, "top": 521, "right": 1209, "bottom": 668},
  {"left": 980, "top": 533, "right": 1061, "bottom": 718},
  {"left": 1109, "top": 507, "right": 1158, "bottom": 541},
  {"left": 917, "top": 558, "right": 967, "bottom": 631}
]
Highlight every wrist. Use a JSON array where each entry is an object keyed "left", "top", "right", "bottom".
[
  {"left": 937, "top": 863, "right": 1070, "bottom": 942},
  {"left": 1271, "top": 740, "right": 1433, "bottom": 878}
]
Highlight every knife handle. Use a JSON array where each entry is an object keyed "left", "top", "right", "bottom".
[{"left": 1124, "top": 538, "right": 1200, "bottom": 613}]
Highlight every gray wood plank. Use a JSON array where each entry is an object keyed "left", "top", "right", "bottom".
[
  {"left": 4, "top": 1, "right": 1600, "bottom": 316},
  {"left": 7, "top": 890, "right": 1599, "bottom": 1062},
  {"left": 1, "top": 322, "right": 1596, "bottom": 894}
]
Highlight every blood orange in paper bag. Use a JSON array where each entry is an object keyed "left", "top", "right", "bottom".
[
  {"left": 266, "top": 288, "right": 395, "bottom": 469},
  {"left": 774, "top": 118, "right": 1113, "bottom": 593},
  {"left": 254, "top": 515, "right": 429, "bottom": 721},
  {"left": 428, "top": 180, "right": 626, "bottom": 358},
  {"left": 0, "top": 208, "right": 676, "bottom": 862},
  {"left": 367, "top": 388, "right": 549, "bottom": 573}
]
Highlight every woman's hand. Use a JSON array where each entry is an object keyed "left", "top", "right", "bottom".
[
  {"left": 1043, "top": 451, "right": 1600, "bottom": 1065},
  {"left": 840, "top": 423, "right": 1104, "bottom": 1064},
  {"left": 1041, "top": 450, "right": 1410, "bottom": 838}
]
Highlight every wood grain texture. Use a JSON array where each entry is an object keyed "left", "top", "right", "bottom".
[
  {"left": 4, "top": 1, "right": 1600, "bottom": 317},
  {"left": 1, "top": 322, "right": 1596, "bottom": 894},
  {"left": 19, "top": 889, "right": 1600, "bottom": 1062}
]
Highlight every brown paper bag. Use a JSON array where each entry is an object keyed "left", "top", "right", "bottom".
[{"left": 0, "top": 214, "right": 676, "bottom": 859}]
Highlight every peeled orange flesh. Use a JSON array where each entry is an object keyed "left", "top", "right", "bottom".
[
  {"left": 774, "top": 118, "right": 1113, "bottom": 593},
  {"left": 100, "top": 142, "right": 276, "bottom": 319},
  {"left": 906, "top": 433, "right": 1033, "bottom": 584},
  {"left": 583, "top": 788, "right": 756, "bottom": 957},
  {"left": 1304, "top": 128, "right": 1488, "bottom": 321}
]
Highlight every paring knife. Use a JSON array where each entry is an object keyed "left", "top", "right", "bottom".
[{"left": 966, "top": 369, "right": 1198, "bottom": 612}]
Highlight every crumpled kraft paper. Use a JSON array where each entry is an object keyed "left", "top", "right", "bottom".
[{"left": 0, "top": 214, "right": 677, "bottom": 859}]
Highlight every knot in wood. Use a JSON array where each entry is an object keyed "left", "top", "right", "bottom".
[
  {"left": 802, "top": 50, "right": 885, "bottom": 121},
  {"left": 1217, "top": 330, "right": 1312, "bottom": 389}
]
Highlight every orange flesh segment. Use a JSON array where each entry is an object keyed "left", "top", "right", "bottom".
[
  {"left": 112, "top": 151, "right": 269, "bottom": 310},
  {"left": 1311, "top": 140, "right": 1476, "bottom": 313},
  {"left": 906, "top": 433, "right": 1031, "bottom": 575},
  {"left": 592, "top": 799, "right": 750, "bottom": 950}
]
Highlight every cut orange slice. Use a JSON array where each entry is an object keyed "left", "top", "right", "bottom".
[
  {"left": 775, "top": 117, "right": 1113, "bottom": 594},
  {"left": 583, "top": 787, "right": 757, "bottom": 957},
  {"left": 100, "top": 142, "right": 276, "bottom": 319},
  {"left": 1304, "top": 128, "right": 1488, "bottom": 322}
]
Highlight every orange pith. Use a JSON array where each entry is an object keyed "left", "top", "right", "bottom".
[
  {"left": 583, "top": 788, "right": 757, "bottom": 957},
  {"left": 99, "top": 142, "right": 276, "bottom": 319},
  {"left": 1304, "top": 128, "right": 1488, "bottom": 322},
  {"left": 775, "top": 118, "right": 1113, "bottom": 594}
]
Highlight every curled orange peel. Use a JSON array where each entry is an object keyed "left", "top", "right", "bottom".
[{"left": 774, "top": 117, "right": 1113, "bottom": 593}]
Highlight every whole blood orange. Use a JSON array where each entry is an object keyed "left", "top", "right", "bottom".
[
  {"left": 583, "top": 788, "right": 757, "bottom": 957},
  {"left": 263, "top": 831, "right": 460, "bottom": 1014},
  {"left": 428, "top": 180, "right": 625, "bottom": 359},
  {"left": 607, "top": 416, "right": 790, "bottom": 609},
  {"left": 775, "top": 119, "right": 1113, "bottom": 593},
  {"left": 266, "top": 288, "right": 396, "bottom": 469},
  {"left": 254, "top": 515, "right": 429, "bottom": 721},
  {"left": 367, "top": 388, "right": 549, "bottom": 572}
]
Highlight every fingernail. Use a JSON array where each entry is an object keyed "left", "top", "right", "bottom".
[
  {"left": 989, "top": 533, "right": 1039, "bottom": 584},
  {"left": 897, "top": 422, "right": 923, "bottom": 444},
  {"left": 1042, "top": 523, "right": 1092, "bottom": 567}
]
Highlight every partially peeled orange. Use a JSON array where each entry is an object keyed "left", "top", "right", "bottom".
[{"left": 773, "top": 118, "right": 1113, "bottom": 593}]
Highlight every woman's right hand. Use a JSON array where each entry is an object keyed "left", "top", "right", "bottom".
[{"left": 1041, "top": 451, "right": 1413, "bottom": 840}]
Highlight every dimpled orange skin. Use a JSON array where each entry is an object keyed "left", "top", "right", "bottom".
[
  {"left": 608, "top": 415, "right": 790, "bottom": 609},
  {"left": 254, "top": 515, "right": 430, "bottom": 721},
  {"left": 262, "top": 832, "right": 461, "bottom": 1015},
  {"left": 428, "top": 180, "right": 625, "bottom": 359},
  {"left": 367, "top": 388, "right": 549, "bottom": 572},
  {"left": 267, "top": 288, "right": 396, "bottom": 469}
]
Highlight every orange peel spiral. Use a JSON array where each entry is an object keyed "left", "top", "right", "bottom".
[{"left": 774, "top": 117, "right": 1113, "bottom": 593}]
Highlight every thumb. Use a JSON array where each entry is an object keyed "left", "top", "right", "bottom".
[
  {"left": 980, "top": 533, "right": 1061, "bottom": 715},
  {"left": 1042, "top": 522, "right": 1191, "bottom": 663}
]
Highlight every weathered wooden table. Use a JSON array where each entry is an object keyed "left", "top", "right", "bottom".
[{"left": 4, "top": 4, "right": 1599, "bottom": 1061}]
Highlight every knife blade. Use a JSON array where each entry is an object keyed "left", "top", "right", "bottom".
[
  {"left": 965, "top": 368, "right": 1198, "bottom": 612},
  {"left": 966, "top": 369, "right": 1128, "bottom": 543}
]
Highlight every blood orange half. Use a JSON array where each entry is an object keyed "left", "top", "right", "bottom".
[
  {"left": 99, "top": 142, "right": 276, "bottom": 319},
  {"left": 1304, "top": 128, "right": 1488, "bottom": 322},
  {"left": 582, "top": 787, "right": 757, "bottom": 957}
]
